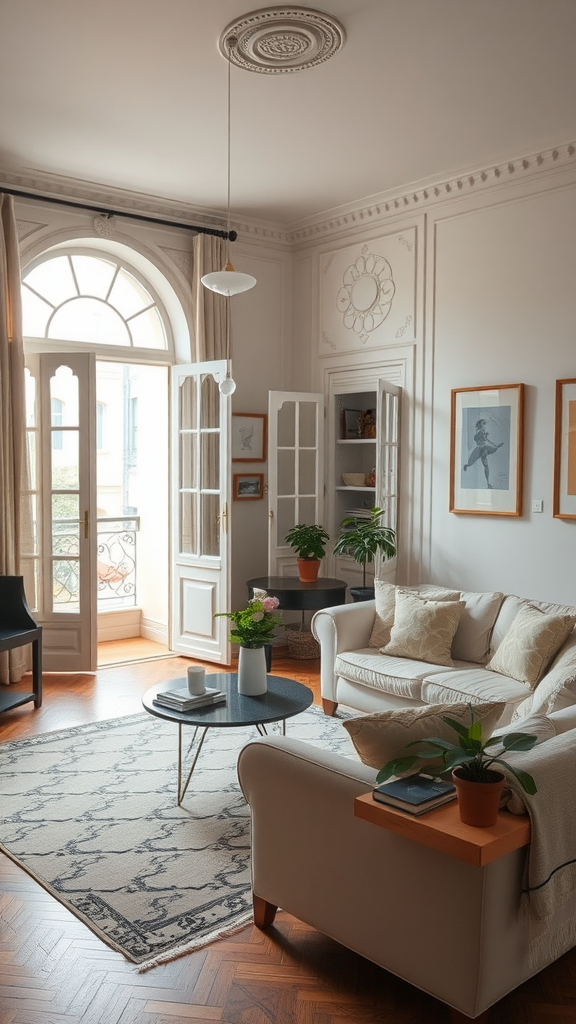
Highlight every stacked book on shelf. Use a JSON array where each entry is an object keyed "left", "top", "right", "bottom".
[
  {"left": 372, "top": 773, "right": 456, "bottom": 816},
  {"left": 153, "top": 686, "right": 226, "bottom": 712}
]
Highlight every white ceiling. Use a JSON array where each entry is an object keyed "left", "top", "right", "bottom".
[{"left": 1, "top": 0, "right": 575, "bottom": 227}]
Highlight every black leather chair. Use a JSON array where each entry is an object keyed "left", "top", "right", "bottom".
[{"left": 0, "top": 575, "right": 42, "bottom": 713}]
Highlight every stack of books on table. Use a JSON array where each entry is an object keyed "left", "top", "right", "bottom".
[
  {"left": 153, "top": 686, "right": 226, "bottom": 712},
  {"left": 372, "top": 773, "right": 456, "bottom": 816}
]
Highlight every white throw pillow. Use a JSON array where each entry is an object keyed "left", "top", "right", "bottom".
[
  {"left": 487, "top": 604, "right": 576, "bottom": 689},
  {"left": 368, "top": 582, "right": 461, "bottom": 649},
  {"left": 490, "top": 712, "right": 556, "bottom": 747},
  {"left": 343, "top": 701, "right": 506, "bottom": 771},
  {"left": 382, "top": 589, "right": 464, "bottom": 667},
  {"left": 451, "top": 591, "right": 504, "bottom": 663}
]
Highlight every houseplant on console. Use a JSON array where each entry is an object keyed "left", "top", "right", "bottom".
[
  {"left": 216, "top": 593, "right": 281, "bottom": 695},
  {"left": 285, "top": 523, "right": 330, "bottom": 583},
  {"left": 376, "top": 704, "right": 538, "bottom": 826},
  {"left": 333, "top": 507, "right": 396, "bottom": 601}
]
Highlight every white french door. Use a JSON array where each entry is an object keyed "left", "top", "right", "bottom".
[
  {"left": 170, "top": 361, "right": 231, "bottom": 663},
  {"left": 27, "top": 352, "right": 97, "bottom": 671},
  {"left": 267, "top": 391, "right": 325, "bottom": 576},
  {"left": 375, "top": 378, "right": 401, "bottom": 582}
]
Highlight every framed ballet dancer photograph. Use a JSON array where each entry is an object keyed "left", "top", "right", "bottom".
[
  {"left": 450, "top": 383, "right": 524, "bottom": 516},
  {"left": 231, "top": 413, "right": 267, "bottom": 462},
  {"left": 553, "top": 378, "right": 576, "bottom": 519}
]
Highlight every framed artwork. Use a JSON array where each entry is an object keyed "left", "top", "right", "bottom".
[
  {"left": 553, "top": 378, "right": 576, "bottom": 519},
  {"left": 233, "top": 473, "right": 264, "bottom": 500},
  {"left": 342, "top": 409, "right": 362, "bottom": 439},
  {"left": 450, "top": 383, "right": 524, "bottom": 516},
  {"left": 231, "top": 413, "right": 267, "bottom": 462}
]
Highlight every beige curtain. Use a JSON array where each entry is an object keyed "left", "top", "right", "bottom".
[
  {"left": 0, "top": 193, "right": 31, "bottom": 683},
  {"left": 191, "top": 234, "right": 229, "bottom": 361}
]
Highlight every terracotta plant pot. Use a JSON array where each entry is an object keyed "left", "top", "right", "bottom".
[
  {"left": 452, "top": 768, "right": 506, "bottom": 827},
  {"left": 297, "top": 558, "right": 320, "bottom": 583}
]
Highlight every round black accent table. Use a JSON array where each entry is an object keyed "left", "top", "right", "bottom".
[
  {"left": 247, "top": 576, "right": 347, "bottom": 631},
  {"left": 142, "top": 673, "right": 313, "bottom": 805}
]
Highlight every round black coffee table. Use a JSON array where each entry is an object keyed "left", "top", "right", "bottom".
[{"left": 142, "top": 673, "right": 313, "bottom": 805}]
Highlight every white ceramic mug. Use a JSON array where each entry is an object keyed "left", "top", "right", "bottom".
[{"left": 187, "top": 665, "right": 206, "bottom": 696}]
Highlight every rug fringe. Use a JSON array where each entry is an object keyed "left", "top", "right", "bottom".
[{"left": 136, "top": 910, "right": 255, "bottom": 972}]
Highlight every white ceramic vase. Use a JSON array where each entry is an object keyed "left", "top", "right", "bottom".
[{"left": 237, "top": 646, "right": 268, "bottom": 696}]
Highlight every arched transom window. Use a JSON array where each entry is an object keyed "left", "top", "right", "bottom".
[{"left": 22, "top": 251, "right": 169, "bottom": 351}]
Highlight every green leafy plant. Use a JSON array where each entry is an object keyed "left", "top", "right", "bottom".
[
  {"left": 285, "top": 523, "right": 330, "bottom": 561},
  {"left": 215, "top": 595, "right": 282, "bottom": 649},
  {"left": 376, "top": 703, "right": 538, "bottom": 794},
  {"left": 333, "top": 507, "right": 396, "bottom": 587}
]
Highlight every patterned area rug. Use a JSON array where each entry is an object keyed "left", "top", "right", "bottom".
[{"left": 0, "top": 705, "right": 356, "bottom": 970}]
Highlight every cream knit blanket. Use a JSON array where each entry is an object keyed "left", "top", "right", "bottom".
[{"left": 502, "top": 730, "right": 576, "bottom": 967}]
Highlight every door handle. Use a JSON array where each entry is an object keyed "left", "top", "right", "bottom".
[
  {"left": 220, "top": 504, "right": 228, "bottom": 533},
  {"left": 78, "top": 511, "right": 90, "bottom": 540}
]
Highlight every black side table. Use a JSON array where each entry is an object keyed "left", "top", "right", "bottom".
[{"left": 247, "top": 576, "right": 347, "bottom": 630}]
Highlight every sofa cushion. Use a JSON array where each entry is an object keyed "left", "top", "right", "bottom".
[
  {"left": 486, "top": 604, "right": 576, "bottom": 689},
  {"left": 490, "top": 712, "right": 557, "bottom": 747},
  {"left": 421, "top": 667, "right": 528, "bottom": 710},
  {"left": 343, "top": 701, "right": 506, "bottom": 771},
  {"left": 382, "top": 589, "right": 464, "bottom": 667},
  {"left": 368, "top": 581, "right": 460, "bottom": 649},
  {"left": 511, "top": 629, "right": 576, "bottom": 720},
  {"left": 335, "top": 649, "right": 446, "bottom": 700},
  {"left": 451, "top": 590, "right": 504, "bottom": 663}
]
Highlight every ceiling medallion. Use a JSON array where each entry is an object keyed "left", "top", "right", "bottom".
[{"left": 219, "top": 6, "right": 346, "bottom": 74}]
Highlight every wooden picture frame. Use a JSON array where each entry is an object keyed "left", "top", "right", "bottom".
[
  {"left": 553, "top": 378, "right": 576, "bottom": 519},
  {"left": 450, "top": 383, "right": 524, "bottom": 516},
  {"left": 233, "top": 473, "right": 264, "bottom": 500},
  {"left": 231, "top": 413, "right": 267, "bottom": 462},
  {"left": 342, "top": 409, "right": 362, "bottom": 439}
]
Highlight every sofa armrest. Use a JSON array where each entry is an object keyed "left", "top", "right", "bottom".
[{"left": 312, "top": 600, "right": 376, "bottom": 705}]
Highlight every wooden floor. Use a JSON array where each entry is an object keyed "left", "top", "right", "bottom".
[{"left": 1, "top": 650, "right": 575, "bottom": 1023}]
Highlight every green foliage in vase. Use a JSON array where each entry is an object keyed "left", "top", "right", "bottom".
[{"left": 215, "top": 595, "right": 282, "bottom": 649}]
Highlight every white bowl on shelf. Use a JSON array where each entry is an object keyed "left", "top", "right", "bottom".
[{"left": 342, "top": 473, "right": 366, "bottom": 486}]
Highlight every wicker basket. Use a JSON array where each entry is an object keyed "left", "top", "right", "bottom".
[{"left": 285, "top": 627, "right": 320, "bottom": 660}]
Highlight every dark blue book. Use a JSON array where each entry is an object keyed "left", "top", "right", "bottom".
[{"left": 373, "top": 773, "right": 456, "bottom": 815}]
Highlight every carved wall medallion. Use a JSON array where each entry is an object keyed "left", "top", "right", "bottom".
[{"left": 337, "top": 252, "right": 395, "bottom": 338}]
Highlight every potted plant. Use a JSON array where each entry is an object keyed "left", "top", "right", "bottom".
[
  {"left": 376, "top": 704, "right": 538, "bottom": 827},
  {"left": 285, "top": 523, "right": 330, "bottom": 582},
  {"left": 215, "top": 593, "right": 282, "bottom": 695},
  {"left": 333, "top": 507, "right": 396, "bottom": 601}
]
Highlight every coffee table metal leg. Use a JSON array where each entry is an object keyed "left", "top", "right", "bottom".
[
  {"left": 255, "top": 720, "right": 286, "bottom": 737},
  {"left": 177, "top": 723, "right": 209, "bottom": 805}
]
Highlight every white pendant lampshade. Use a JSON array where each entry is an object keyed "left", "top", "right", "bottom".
[{"left": 202, "top": 261, "right": 256, "bottom": 296}]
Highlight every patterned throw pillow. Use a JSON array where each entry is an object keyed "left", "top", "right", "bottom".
[
  {"left": 368, "top": 582, "right": 460, "bottom": 649},
  {"left": 487, "top": 604, "right": 576, "bottom": 689},
  {"left": 381, "top": 589, "right": 464, "bottom": 667},
  {"left": 343, "top": 701, "right": 506, "bottom": 771}
]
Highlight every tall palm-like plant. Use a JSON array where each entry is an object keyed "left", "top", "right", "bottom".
[{"left": 333, "top": 507, "right": 396, "bottom": 588}]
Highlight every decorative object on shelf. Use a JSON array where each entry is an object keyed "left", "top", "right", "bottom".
[
  {"left": 215, "top": 592, "right": 281, "bottom": 696},
  {"left": 232, "top": 413, "right": 267, "bottom": 461},
  {"left": 358, "top": 408, "right": 376, "bottom": 438},
  {"left": 376, "top": 703, "right": 538, "bottom": 828},
  {"left": 201, "top": 35, "right": 256, "bottom": 298},
  {"left": 553, "top": 377, "right": 576, "bottom": 519},
  {"left": 450, "top": 383, "right": 525, "bottom": 516},
  {"left": 342, "top": 408, "right": 362, "bottom": 439},
  {"left": 364, "top": 468, "right": 376, "bottom": 487},
  {"left": 341, "top": 473, "right": 365, "bottom": 486},
  {"left": 333, "top": 507, "right": 396, "bottom": 601},
  {"left": 284, "top": 523, "right": 330, "bottom": 583},
  {"left": 233, "top": 473, "right": 264, "bottom": 500}
]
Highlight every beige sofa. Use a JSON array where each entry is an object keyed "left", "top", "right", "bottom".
[
  {"left": 312, "top": 585, "right": 576, "bottom": 726},
  {"left": 238, "top": 704, "right": 576, "bottom": 1022}
]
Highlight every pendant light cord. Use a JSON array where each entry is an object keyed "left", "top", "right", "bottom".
[{"left": 225, "top": 38, "right": 236, "bottom": 266}]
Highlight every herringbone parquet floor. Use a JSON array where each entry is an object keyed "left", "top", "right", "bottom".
[{"left": 1, "top": 648, "right": 576, "bottom": 1023}]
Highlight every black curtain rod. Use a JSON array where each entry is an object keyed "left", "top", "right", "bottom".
[{"left": 2, "top": 186, "right": 237, "bottom": 241}]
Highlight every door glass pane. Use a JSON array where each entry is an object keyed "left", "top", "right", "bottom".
[
  {"left": 51, "top": 365, "right": 79, "bottom": 426},
  {"left": 25, "top": 369, "right": 36, "bottom": 427},
  {"left": 22, "top": 558, "right": 38, "bottom": 613},
  {"left": 180, "top": 492, "right": 197, "bottom": 554},
  {"left": 180, "top": 433, "right": 196, "bottom": 489},
  {"left": 201, "top": 433, "right": 219, "bottom": 490},
  {"left": 277, "top": 497, "right": 295, "bottom": 547},
  {"left": 26, "top": 430, "right": 37, "bottom": 488},
  {"left": 277, "top": 401, "right": 295, "bottom": 446},
  {"left": 52, "top": 493, "right": 80, "bottom": 554},
  {"left": 298, "top": 496, "right": 317, "bottom": 525},
  {"left": 278, "top": 450, "right": 295, "bottom": 495},
  {"left": 201, "top": 494, "right": 220, "bottom": 556},
  {"left": 299, "top": 402, "right": 317, "bottom": 447},
  {"left": 201, "top": 376, "right": 219, "bottom": 429},
  {"left": 299, "top": 449, "right": 316, "bottom": 494},
  {"left": 180, "top": 377, "right": 196, "bottom": 431},
  {"left": 52, "top": 431, "right": 79, "bottom": 490},
  {"left": 52, "top": 558, "right": 80, "bottom": 610}
]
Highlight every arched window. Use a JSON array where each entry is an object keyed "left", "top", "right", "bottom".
[{"left": 22, "top": 250, "right": 170, "bottom": 353}]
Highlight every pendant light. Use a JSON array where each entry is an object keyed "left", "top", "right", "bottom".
[{"left": 201, "top": 36, "right": 256, "bottom": 297}]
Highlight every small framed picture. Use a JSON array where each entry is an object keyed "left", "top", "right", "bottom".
[
  {"left": 553, "top": 378, "right": 576, "bottom": 519},
  {"left": 450, "top": 383, "right": 524, "bottom": 516},
  {"left": 342, "top": 409, "right": 362, "bottom": 439},
  {"left": 231, "top": 413, "right": 267, "bottom": 462},
  {"left": 233, "top": 473, "right": 264, "bottom": 500}
]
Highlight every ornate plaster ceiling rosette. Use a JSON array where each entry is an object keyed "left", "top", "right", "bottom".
[{"left": 219, "top": 6, "right": 346, "bottom": 74}]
